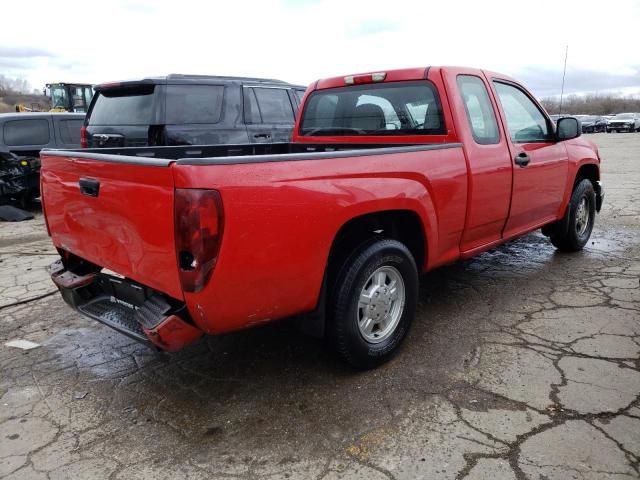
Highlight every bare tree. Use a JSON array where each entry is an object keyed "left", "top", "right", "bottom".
[
  {"left": 541, "top": 93, "right": 640, "bottom": 115},
  {"left": 0, "top": 75, "right": 34, "bottom": 95}
]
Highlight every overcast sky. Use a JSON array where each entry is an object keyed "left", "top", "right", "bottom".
[{"left": 1, "top": 0, "right": 639, "bottom": 99}]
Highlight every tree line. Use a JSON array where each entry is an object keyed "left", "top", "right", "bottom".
[
  {"left": 0, "top": 75, "right": 46, "bottom": 113},
  {"left": 541, "top": 93, "right": 640, "bottom": 115},
  {"left": 0, "top": 75, "right": 38, "bottom": 96}
]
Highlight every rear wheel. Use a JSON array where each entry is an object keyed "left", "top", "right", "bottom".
[
  {"left": 550, "top": 179, "right": 596, "bottom": 252},
  {"left": 328, "top": 239, "right": 418, "bottom": 369}
]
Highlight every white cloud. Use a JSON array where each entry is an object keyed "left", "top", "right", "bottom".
[{"left": 0, "top": 0, "right": 638, "bottom": 97}]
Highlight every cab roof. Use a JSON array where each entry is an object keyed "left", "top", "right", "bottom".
[{"left": 312, "top": 66, "right": 519, "bottom": 91}]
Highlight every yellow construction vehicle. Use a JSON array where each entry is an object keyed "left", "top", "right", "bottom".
[{"left": 15, "top": 83, "right": 94, "bottom": 113}]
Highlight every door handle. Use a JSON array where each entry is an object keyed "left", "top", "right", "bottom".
[
  {"left": 515, "top": 152, "right": 530, "bottom": 167},
  {"left": 79, "top": 178, "right": 100, "bottom": 197},
  {"left": 253, "top": 133, "right": 271, "bottom": 139}
]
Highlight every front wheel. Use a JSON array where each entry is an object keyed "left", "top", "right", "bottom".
[
  {"left": 328, "top": 239, "right": 418, "bottom": 369},
  {"left": 550, "top": 179, "right": 596, "bottom": 252}
]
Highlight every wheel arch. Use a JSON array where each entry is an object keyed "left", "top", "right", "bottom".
[
  {"left": 574, "top": 162, "right": 599, "bottom": 187},
  {"left": 327, "top": 209, "right": 427, "bottom": 280},
  {"left": 296, "top": 209, "right": 427, "bottom": 338}
]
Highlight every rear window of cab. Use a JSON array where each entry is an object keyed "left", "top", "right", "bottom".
[{"left": 299, "top": 80, "right": 445, "bottom": 136}]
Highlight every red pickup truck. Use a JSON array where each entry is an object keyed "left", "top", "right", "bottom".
[{"left": 41, "top": 66, "right": 603, "bottom": 368}]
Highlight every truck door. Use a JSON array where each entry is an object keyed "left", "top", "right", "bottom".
[
  {"left": 489, "top": 79, "right": 568, "bottom": 237},
  {"left": 444, "top": 70, "right": 514, "bottom": 253},
  {"left": 243, "top": 86, "right": 296, "bottom": 143}
]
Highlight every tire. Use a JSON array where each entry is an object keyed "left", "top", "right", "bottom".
[
  {"left": 550, "top": 179, "right": 596, "bottom": 252},
  {"left": 328, "top": 239, "right": 418, "bottom": 369}
]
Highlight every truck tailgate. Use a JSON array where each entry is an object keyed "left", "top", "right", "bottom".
[{"left": 40, "top": 152, "right": 182, "bottom": 300}]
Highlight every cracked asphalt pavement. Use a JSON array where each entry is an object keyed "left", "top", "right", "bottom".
[{"left": 1, "top": 132, "right": 639, "bottom": 479}]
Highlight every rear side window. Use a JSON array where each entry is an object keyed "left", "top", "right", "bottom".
[
  {"left": 294, "top": 89, "right": 305, "bottom": 104},
  {"left": 243, "top": 87, "right": 261, "bottom": 124},
  {"left": 3, "top": 119, "right": 50, "bottom": 146},
  {"left": 253, "top": 88, "right": 295, "bottom": 124},
  {"left": 166, "top": 85, "right": 224, "bottom": 124},
  {"left": 457, "top": 75, "right": 500, "bottom": 144},
  {"left": 300, "top": 81, "right": 445, "bottom": 136},
  {"left": 58, "top": 119, "right": 84, "bottom": 144},
  {"left": 88, "top": 86, "right": 155, "bottom": 126}
]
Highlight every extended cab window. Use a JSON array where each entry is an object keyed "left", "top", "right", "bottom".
[
  {"left": 166, "top": 85, "right": 224, "bottom": 124},
  {"left": 300, "top": 80, "right": 445, "bottom": 136},
  {"left": 89, "top": 86, "right": 155, "bottom": 125},
  {"left": 3, "top": 119, "right": 50, "bottom": 146},
  {"left": 493, "top": 82, "right": 551, "bottom": 143},
  {"left": 457, "top": 75, "right": 499, "bottom": 144},
  {"left": 253, "top": 88, "right": 295, "bottom": 124}
]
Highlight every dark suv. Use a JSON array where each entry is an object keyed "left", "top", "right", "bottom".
[
  {"left": 83, "top": 75, "right": 307, "bottom": 148},
  {"left": 0, "top": 112, "right": 85, "bottom": 157}
]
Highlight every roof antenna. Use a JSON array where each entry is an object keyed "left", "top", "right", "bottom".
[{"left": 559, "top": 45, "right": 569, "bottom": 115}]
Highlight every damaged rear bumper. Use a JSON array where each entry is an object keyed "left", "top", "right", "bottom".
[{"left": 49, "top": 259, "right": 202, "bottom": 352}]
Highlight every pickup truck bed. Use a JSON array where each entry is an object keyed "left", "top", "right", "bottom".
[
  {"left": 41, "top": 66, "right": 603, "bottom": 368},
  {"left": 42, "top": 141, "right": 466, "bottom": 338}
]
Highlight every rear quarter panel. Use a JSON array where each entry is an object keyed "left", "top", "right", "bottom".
[{"left": 173, "top": 147, "right": 467, "bottom": 334}]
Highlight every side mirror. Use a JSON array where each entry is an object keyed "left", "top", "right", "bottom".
[{"left": 556, "top": 117, "right": 581, "bottom": 141}]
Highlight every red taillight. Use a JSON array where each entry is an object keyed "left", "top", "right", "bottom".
[
  {"left": 174, "top": 189, "right": 224, "bottom": 293},
  {"left": 80, "top": 126, "right": 88, "bottom": 148}
]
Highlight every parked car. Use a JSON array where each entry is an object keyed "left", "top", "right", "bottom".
[
  {"left": 0, "top": 150, "right": 40, "bottom": 207},
  {"left": 579, "top": 115, "right": 607, "bottom": 133},
  {"left": 82, "top": 75, "right": 307, "bottom": 148},
  {"left": 0, "top": 112, "right": 85, "bottom": 158},
  {"left": 41, "top": 66, "right": 603, "bottom": 369},
  {"left": 607, "top": 112, "right": 640, "bottom": 132}
]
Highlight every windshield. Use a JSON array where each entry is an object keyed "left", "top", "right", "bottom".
[
  {"left": 50, "top": 86, "right": 68, "bottom": 110},
  {"left": 580, "top": 116, "right": 596, "bottom": 122},
  {"left": 615, "top": 113, "right": 634, "bottom": 119},
  {"left": 299, "top": 80, "right": 445, "bottom": 136}
]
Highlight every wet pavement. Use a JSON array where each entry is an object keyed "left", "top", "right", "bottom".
[{"left": 1, "top": 132, "right": 639, "bottom": 480}]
